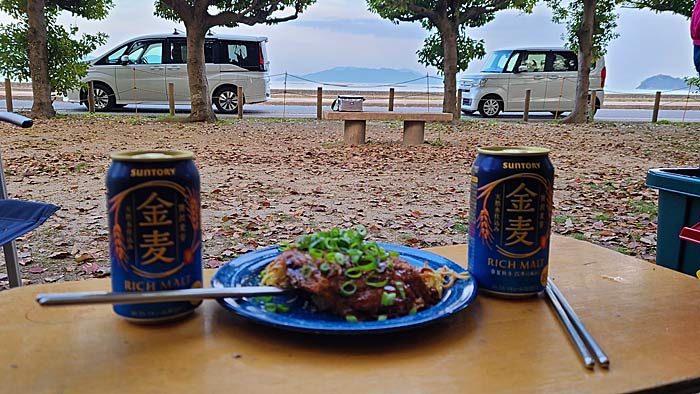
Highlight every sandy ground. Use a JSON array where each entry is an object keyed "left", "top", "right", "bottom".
[{"left": 1, "top": 115, "right": 698, "bottom": 288}]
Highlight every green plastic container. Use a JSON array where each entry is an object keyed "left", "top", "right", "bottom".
[{"left": 646, "top": 168, "right": 700, "bottom": 277}]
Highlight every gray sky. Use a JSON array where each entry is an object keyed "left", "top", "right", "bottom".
[{"left": 0, "top": 0, "right": 693, "bottom": 92}]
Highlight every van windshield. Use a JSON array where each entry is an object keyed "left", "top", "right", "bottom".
[{"left": 481, "top": 50, "right": 513, "bottom": 73}]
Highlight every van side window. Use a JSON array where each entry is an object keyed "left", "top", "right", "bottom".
[
  {"left": 551, "top": 51, "right": 577, "bottom": 72},
  {"left": 522, "top": 52, "right": 547, "bottom": 72},
  {"left": 504, "top": 52, "right": 522, "bottom": 73},
  {"left": 140, "top": 42, "right": 162, "bottom": 64},
  {"left": 221, "top": 40, "right": 261, "bottom": 71},
  {"left": 125, "top": 41, "right": 163, "bottom": 64},
  {"left": 168, "top": 40, "right": 215, "bottom": 64},
  {"left": 100, "top": 44, "right": 129, "bottom": 65}
]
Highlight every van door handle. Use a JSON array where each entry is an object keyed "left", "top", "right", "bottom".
[
  {"left": 166, "top": 66, "right": 181, "bottom": 70},
  {"left": 533, "top": 76, "right": 544, "bottom": 80},
  {"left": 149, "top": 66, "right": 164, "bottom": 71}
]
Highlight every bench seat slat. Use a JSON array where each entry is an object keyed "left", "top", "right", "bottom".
[{"left": 324, "top": 111, "right": 452, "bottom": 122}]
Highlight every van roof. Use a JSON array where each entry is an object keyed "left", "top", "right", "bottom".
[
  {"left": 126, "top": 32, "right": 268, "bottom": 42},
  {"left": 494, "top": 47, "right": 572, "bottom": 52}
]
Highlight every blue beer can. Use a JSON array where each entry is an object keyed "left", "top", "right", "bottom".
[
  {"left": 468, "top": 147, "right": 554, "bottom": 297},
  {"left": 107, "top": 150, "right": 203, "bottom": 322}
]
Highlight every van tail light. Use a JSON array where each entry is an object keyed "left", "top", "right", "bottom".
[
  {"left": 601, "top": 66, "right": 606, "bottom": 89},
  {"left": 259, "top": 43, "right": 265, "bottom": 71}
]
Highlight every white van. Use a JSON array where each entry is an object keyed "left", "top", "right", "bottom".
[
  {"left": 459, "top": 47, "right": 605, "bottom": 117},
  {"left": 66, "top": 32, "right": 271, "bottom": 113}
]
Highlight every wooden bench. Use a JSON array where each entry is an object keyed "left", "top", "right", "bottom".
[{"left": 324, "top": 111, "right": 453, "bottom": 145}]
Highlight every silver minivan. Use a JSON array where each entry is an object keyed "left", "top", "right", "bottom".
[
  {"left": 459, "top": 47, "right": 606, "bottom": 117},
  {"left": 66, "top": 32, "right": 271, "bottom": 113}
]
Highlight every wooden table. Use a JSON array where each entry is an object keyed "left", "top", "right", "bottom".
[
  {"left": 324, "top": 111, "right": 453, "bottom": 145},
  {"left": 2, "top": 235, "right": 700, "bottom": 394}
]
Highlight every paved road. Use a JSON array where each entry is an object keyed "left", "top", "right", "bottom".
[{"left": 7, "top": 99, "right": 700, "bottom": 122}]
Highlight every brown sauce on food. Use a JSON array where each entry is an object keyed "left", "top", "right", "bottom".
[{"left": 271, "top": 249, "right": 440, "bottom": 321}]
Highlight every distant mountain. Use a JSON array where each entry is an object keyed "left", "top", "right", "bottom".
[
  {"left": 295, "top": 67, "right": 426, "bottom": 84},
  {"left": 637, "top": 74, "right": 689, "bottom": 90}
]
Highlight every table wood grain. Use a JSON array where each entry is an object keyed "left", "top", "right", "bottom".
[{"left": 2, "top": 235, "right": 699, "bottom": 394}]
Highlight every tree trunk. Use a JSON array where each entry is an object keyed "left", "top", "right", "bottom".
[
  {"left": 27, "top": 0, "right": 55, "bottom": 119},
  {"left": 439, "top": 25, "right": 458, "bottom": 116},
  {"left": 562, "top": 0, "right": 596, "bottom": 124},
  {"left": 184, "top": 21, "right": 216, "bottom": 122}
]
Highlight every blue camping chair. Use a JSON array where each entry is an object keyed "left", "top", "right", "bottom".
[{"left": 0, "top": 112, "right": 59, "bottom": 288}]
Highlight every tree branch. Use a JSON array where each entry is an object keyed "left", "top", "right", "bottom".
[
  {"left": 160, "top": 0, "right": 195, "bottom": 24},
  {"left": 206, "top": 0, "right": 301, "bottom": 28},
  {"left": 458, "top": 0, "right": 511, "bottom": 24}
]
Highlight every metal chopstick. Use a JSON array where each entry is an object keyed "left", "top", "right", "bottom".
[
  {"left": 548, "top": 279, "right": 610, "bottom": 368},
  {"left": 545, "top": 284, "right": 595, "bottom": 370}
]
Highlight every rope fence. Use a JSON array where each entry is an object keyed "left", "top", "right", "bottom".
[{"left": 2, "top": 71, "right": 700, "bottom": 123}]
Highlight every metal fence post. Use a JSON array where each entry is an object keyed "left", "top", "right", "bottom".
[
  {"left": 652, "top": 91, "right": 661, "bottom": 123},
  {"left": 317, "top": 87, "right": 322, "bottom": 120},
  {"left": 4, "top": 79, "right": 12, "bottom": 112},
  {"left": 523, "top": 89, "right": 531, "bottom": 122}
]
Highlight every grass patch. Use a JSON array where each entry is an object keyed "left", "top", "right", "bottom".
[
  {"left": 593, "top": 212, "right": 612, "bottom": 221},
  {"left": 427, "top": 139, "right": 447, "bottom": 148},
  {"left": 627, "top": 200, "right": 657, "bottom": 216},
  {"left": 615, "top": 246, "right": 633, "bottom": 255},
  {"left": 553, "top": 216, "right": 569, "bottom": 224},
  {"left": 452, "top": 222, "right": 469, "bottom": 233},
  {"left": 570, "top": 233, "right": 586, "bottom": 241}
]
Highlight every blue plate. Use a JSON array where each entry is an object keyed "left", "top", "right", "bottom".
[{"left": 211, "top": 243, "right": 477, "bottom": 334}]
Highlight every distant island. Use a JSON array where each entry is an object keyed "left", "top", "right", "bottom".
[
  {"left": 285, "top": 67, "right": 428, "bottom": 84},
  {"left": 637, "top": 74, "right": 689, "bottom": 90}
]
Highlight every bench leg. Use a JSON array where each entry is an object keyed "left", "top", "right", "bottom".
[
  {"left": 344, "top": 120, "right": 366, "bottom": 145},
  {"left": 403, "top": 121, "right": 425, "bottom": 146}
]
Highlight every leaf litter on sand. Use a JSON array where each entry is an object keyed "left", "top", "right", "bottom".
[{"left": 0, "top": 117, "right": 698, "bottom": 289}]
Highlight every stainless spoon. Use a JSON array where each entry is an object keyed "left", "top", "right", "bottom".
[{"left": 36, "top": 286, "right": 291, "bottom": 306}]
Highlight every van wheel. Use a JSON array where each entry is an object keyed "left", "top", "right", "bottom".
[
  {"left": 90, "top": 83, "right": 116, "bottom": 112},
  {"left": 213, "top": 86, "right": 240, "bottom": 114},
  {"left": 478, "top": 96, "right": 502, "bottom": 118}
]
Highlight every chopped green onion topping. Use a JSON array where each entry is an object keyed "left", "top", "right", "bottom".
[
  {"left": 395, "top": 282, "right": 406, "bottom": 300},
  {"left": 276, "top": 304, "right": 290, "bottom": 313},
  {"left": 365, "top": 277, "right": 388, "bottom": 288},
  {"left": 309, "top": 248, "right": 324, "bottom": 259},
  {"left": 319, "top": 262, "right": 331, "bottom": 274},
  {"left": 301, "top": 265, "right": 313, "bottom": 278},
  {"left": 409, "top": 307, "right": 418, "bottom": 315},
  {"left": 264, "top": 303, "right": 277, "bottom": 312},
  {"left": 340, "top": 281, "right": 357, "bottom": 297},
  {"left": 344, "top": 267, "right": 363, "bottom": 279},
  {"left": 345, "top": 315, "right": 358, "bottom": 322},
  {"left": 381, "top": 291, "right": 396, "bottom": 306},
  {"left": 254, "top": 296, "right": 273, "bottom": 302},
  {"left": 388, "top": 251, "right": 399, "bottom": 257},
  {"left": 377, "top": 315, "right": 388, "bottom": 321},
  {"left": 357, "top": 261, "right": 378, "bottom": 272},
  {"left": 289, "top": 226, "right": 392, "bottom": 267}
]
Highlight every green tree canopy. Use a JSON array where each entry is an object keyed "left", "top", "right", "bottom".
[
  {"left": 0, "top": 0, "right": 112, "bottom": 118},
  {"left": 155, "top": 0, "right": 316, "bottom": 122},
  {"left": 367, "top": 0, "right": 535, "bottom": 116}
]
